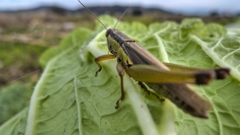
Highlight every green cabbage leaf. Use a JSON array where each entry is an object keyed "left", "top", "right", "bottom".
[{"left": 1, "top": 16, "right": 240, "bottom": 135}]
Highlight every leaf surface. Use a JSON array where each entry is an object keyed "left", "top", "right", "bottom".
[{"left": 0, "top": 16, "right": 239, "bottom": 135}]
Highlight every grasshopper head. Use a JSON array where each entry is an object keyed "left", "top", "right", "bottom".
[{"left": 106, "top": 29, "right": 122, "bottom": 57}]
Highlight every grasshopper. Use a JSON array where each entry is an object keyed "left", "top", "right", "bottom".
[{"left": 78, "top": 0, "right": 230, "bottom": 118}]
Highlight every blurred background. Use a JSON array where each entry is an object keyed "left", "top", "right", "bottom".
[{"left": 0, "top": 0, "right": 239, "bottom": 125}]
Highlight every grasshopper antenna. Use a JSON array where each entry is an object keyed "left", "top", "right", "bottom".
[
  {"left": 78, "top": 0, "right": 108, "bottom": 30},
  {"left": 0, "top": 69, "right": 41, "bottom": 88},
  {"left": 114, "top": 7, "right": 130, "bottom": 29}
]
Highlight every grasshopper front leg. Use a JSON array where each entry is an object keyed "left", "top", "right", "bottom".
[{"left": 94, "top": 54, "right": 115, "bottom": 76}]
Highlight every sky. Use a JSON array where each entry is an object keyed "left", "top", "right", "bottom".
[{"left": 0, "top": 0, "right": 239, "bottom": 15}]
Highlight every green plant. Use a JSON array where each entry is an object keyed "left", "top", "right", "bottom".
[{"left": 0, "top": 15, "right": 239, "bottom": 135}]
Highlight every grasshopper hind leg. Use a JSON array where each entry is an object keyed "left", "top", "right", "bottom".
[{"left": 138, "top": 82, "right": 165, "bottom": 102}]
